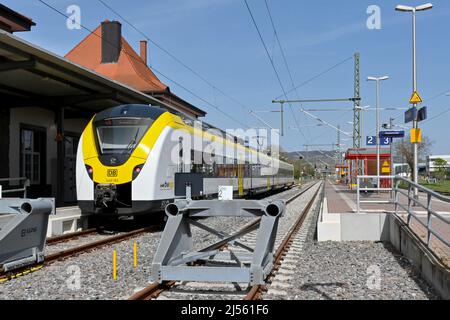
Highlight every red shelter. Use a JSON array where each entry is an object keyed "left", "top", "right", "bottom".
[{"left": 345, "top": 148, "right": 392, "bottom": 188}]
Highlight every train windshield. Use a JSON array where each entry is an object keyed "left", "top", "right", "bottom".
[{"left": 94, "top": 118, "right": 154, "bottom": 155}]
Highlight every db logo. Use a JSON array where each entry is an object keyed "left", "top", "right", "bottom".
[{"left": 107, "top": 169, "right": 118, "bottom": 177}]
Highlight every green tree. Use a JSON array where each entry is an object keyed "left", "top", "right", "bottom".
[
  {"left": 433, "top": 158, "right": 448, "bottom": 181},
  {"left": 395, "top": 135, "right": 432, "bottom": 177},
  {"left": 294, "top": 160, "right": 315, "bottom": 180}
]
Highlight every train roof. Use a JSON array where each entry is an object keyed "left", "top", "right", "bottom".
[
  {"left": 93, "top": 104, "right": 293, "bottom": 168},
  {"left": 94, "top": 104, "right": 166, "bottom": 122}
]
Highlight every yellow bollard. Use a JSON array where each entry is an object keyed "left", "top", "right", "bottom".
[
  {"left": 133, "top": 241, "right": 138, "bottom": 268},
  {"left": 113, "top": 250, "right": 117, "bottom": 281}
]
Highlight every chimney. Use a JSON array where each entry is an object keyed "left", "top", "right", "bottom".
[
  {"left": 101, "top": 20, "right": 122, "bottom": 64},
  {"left": 140, "top": 40, "right": 147, "bottom": 65}
]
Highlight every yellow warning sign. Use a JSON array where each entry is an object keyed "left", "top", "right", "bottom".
[
  {"left": 410, "top": 128, "right": 422, "bottom": 143},
  {"left": 409, "top": 91, "right": 423, "bottom": 104},
  {"left": 382, "top": 167, "right": 391, "bottom": 174},
  {"left": 382, "top": 160, "right": 390, "bottom": 167}
]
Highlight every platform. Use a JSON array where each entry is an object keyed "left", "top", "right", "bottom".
[
  {"left": 322, "top": 180, "right": 450, "bottom": 265},
  {"left": 326, "top": 180, "right": 450, "bottom": 214},
  {"left": 46, "top": 206, "right": 89, "bottom": 237}
]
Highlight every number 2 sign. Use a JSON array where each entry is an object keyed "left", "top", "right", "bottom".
[{"left": 366, "top": 136, "right": 390, "bottom": 146}]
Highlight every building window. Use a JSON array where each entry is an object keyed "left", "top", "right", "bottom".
[{"left": 20, "top": 128, "right": 45, "bottom": 185}]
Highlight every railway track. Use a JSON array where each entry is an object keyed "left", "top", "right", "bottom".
[
  {"left": 0, "top": 225, "right": 160, "bottom": 282},
  {"left": 46, "top": 228, "right": 99, "bottom": 245},
  {"left": 128, "top": 181, "right": 322, "bottom": 300},
  {"left": 244, "top": 184, "right": 321, "bottom": 300},
  {"left": 0, "top": 184, "right": 309, "bottom": 283}
]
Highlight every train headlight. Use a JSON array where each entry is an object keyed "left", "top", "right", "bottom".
[
  {"left": 133, "top": 164, "right": 144, "bottom": 180},
  {"left": 85, "top": 165, "right": 93, "bottom": 179}
]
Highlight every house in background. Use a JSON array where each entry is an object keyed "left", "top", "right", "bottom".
[{"left": 65, "top": 20, "right": 206, "bottom": 119}]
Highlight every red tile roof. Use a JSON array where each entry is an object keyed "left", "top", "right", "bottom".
[{"left": 65, "top": 23, "right": 168, "bottom": 93}]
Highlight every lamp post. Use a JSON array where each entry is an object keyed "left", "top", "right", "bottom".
[
  {"left": 367, "top": 76, "right": 389, "bottom": 190},
  {"left": 395, "top": 2, "right": 433, "bottom": 198}
]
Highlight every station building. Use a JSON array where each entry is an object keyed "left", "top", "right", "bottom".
[
  {"left": 427, "top": 155, "right": 450, "bottom": 174},
  {"left": 0, "top": 5, "right": 206, "bottom": 206}
]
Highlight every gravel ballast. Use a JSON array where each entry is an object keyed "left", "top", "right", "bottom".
[
  {"left": 0, "top": 182, "right": 440, "bottom": 300},
  {"left": 0, "top": 186, "right": 312, "bottom": 300},
  {"left": 266, "top": 241, "right": 439, "bottom": 300}
]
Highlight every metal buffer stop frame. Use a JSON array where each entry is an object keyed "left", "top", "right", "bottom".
[
  {"left": 152, "top": 174, "right": 285, "bottom": 285},
  {"left": 0, "top": 198, "right": 54, "bottom": 272}
]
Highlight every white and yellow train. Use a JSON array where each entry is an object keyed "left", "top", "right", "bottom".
[{"left": 76, "top": 104, "right": 294, "bottom": 217}]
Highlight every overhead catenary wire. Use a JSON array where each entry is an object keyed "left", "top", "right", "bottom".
[
  {"left": 242, "top": 0, "right": 308, "bottom": 143},
  {"left": 40, "top": 0, "right": 354, "bottom": 166},
  {"left": 274, "top": 56, "right": 353, "bottom": 100},
  {"left": 96, "top": 0, "right": 275, "bottom": 130},
  {"left": 263, "top": 0, "right": 312, "bottom": 140},
  {"left": 37, "top": 0, "right": 251, "bottom": 129},
  {"left": 100, "top": 0, "right": 356, "bottom": 158}
]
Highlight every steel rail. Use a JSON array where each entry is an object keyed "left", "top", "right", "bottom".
[
  {"left": 0, "top": 226, "right": 158, "bottom": 281},
  {"left": 46, "top": 228, "right": 99, "bottom": 245},
  {"left": 244, "top": 181, "right": 322, "bottom": 300},
  {"left": 128, "top": 181, "right": 320, "bottom": 300},
  {"left": 44, "top": 227, "right": 155, "bottom": 263}
]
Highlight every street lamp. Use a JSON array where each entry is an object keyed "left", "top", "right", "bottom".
[
  {"left": 395, "top": 2, "right": 433, "bottom": 198},
  {"left": 367, "top": 76, "right": 389, "bottom": 190}
]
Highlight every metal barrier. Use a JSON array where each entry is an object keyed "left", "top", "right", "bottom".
[
  {"left": 0, "top": 178, "right": 30, "bottom": 198},
  {"left": 152, "top": 198, "right": 285, "bottom": 285},
  {"left": 356, "top": 175, "right": 395, "bottom": 214},
  {"left": 394, "top": 176, "right": 450, "bottom": 250},
  {"left": 0, "top": 198, "right": 54, "bottom": 271}
]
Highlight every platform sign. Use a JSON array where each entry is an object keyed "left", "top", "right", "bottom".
[
  {"left": 405, "top": 107, "right": 417, "bottom": 124},
  {"left": 366, "top": 136, "right": 390, "bottom": 146},
  {"left": 405, "top": 107, "right": 427, "bottom": 124},
  {"left": 379, "top": 130, "right": 405, "bottom": 139},
  {"left": 380, "top": 136, "right": 391, "bottom": 145},
  {"left": 418, "top": 107, "right": 427, "bottom": 122},
  {"left": 366, "top": 136, "right": 376, "bottom": 146}
]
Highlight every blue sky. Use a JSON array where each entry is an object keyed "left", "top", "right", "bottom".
[{"left": 5, "top": 0, "right": 450, "bottom": 154}]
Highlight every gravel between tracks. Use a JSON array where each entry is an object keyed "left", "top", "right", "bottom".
[
  {"left": 0, "top": 186, "right": 309, "bottom": 300},
  {"left": 267, "top": 241, "right": 440, "bottom": 300},
  {"left": 264, "top": 185, "right": 440, "bottom": 300},
  {"left": 44, "top": 233, "right": 117, "bottom": 256},
  {"left": 155, "top": 182, "right": 322, "bottom": 300},
  {"left": 2, "top": 182, "right": 435, "bottom": 300}
]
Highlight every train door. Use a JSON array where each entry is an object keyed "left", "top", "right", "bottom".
[{"left": 238, "top": 164, "right": 244, "bottom": 196}]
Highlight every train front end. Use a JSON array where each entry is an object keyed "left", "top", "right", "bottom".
[{"left": 76, "top": 104, "right": 168, "bottom": 217}]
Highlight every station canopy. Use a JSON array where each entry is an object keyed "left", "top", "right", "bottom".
[
  {"left": 345, "top": 148, "right": 391, "bottom": 161},
  {"left": 0, "top": 30, "right": 176, "bottom": 118}
]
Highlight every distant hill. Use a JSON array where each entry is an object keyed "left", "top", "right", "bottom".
[{"left": 286, "top": 150, "right": 337, "bottom": 168}]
